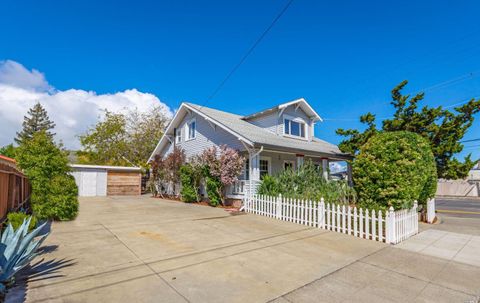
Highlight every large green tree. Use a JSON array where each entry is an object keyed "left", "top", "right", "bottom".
[
  {"left": 15, "top": 102, "right": 55, "bottom": 145},
  {"left": 78, "top": 106, "right": 169, "bottom": 168},
  {"left": 78, "top": 110, "right": 129, "bottom": 166},
  {"left": 337, "top": 81, "right": 480, "bottom": 179}
]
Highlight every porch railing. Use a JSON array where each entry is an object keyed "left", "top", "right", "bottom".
[{"left": 226, "top": 180, "right": 261, "bottom": 196}]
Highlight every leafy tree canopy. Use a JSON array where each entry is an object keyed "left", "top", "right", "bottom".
[
  {"left": 337, "top": 81, "right": 480, "bottom": 179},
  {"left": 78, "top": 107, "right": 169, "bottom": 168},
  {"left": 15, "top": 102, "right": 55, "bottom": 145},
  {"left": 0, "top": 144, "right": 16, "bottom": 159}
]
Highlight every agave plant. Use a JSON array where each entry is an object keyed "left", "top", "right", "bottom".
[{"left": 0, "top": 218, "right": 48, "bottom": 286}]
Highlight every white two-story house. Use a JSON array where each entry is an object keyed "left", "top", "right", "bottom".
[{"left": 149, "top": 98, "right": 353, "bottom": 198}]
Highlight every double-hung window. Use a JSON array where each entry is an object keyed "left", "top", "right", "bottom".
[
  {"left": 186, "top": 119, "right": 196, "bottom": 140},
  {"left": 284, "top": 118, "right": 306, "bottom": 138},
  {"left": 259, "top": 159, "right": 269, "bottom": 179},
  {"left": 175, "top": 127, "right": 182, "bottom": 144}
]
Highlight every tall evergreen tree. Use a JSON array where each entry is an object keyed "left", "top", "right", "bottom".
[
  {"left": 15, "top": 102, "right": 56, "bottom": 144},
  {"left": 336, "top": 80, "right": 480, "bottom": 180}
]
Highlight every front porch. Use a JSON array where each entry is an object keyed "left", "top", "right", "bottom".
[{"left": 226, "top": 149, "right": 352, "bottom": 199}]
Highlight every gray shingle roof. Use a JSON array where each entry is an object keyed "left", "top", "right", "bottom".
[{"left": 185, "top": 103, "right": 352, "bottom": 160}]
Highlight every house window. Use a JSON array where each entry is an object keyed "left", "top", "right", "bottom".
[
  {"left": 259, "top": 159, "right": 269, "bottom": 179},
  {"left": 245, "top": 159, "right": 250, "bottom": 180},
  {"left": 284, "top": 160, "right": 294, "bottom": 170},
  {"left": 284, "top": 118, "right": 306, "bottom": 138},
  {"left": 186, "top": 119, "right": 196, "bottom": 140},
  {"left": 175, "top": 127, "right": 182, "bottom": 144}
]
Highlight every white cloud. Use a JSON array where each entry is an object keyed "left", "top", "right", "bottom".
[
  {"left": 0, "top": 60, "right": 52, "bottom": 92},
  {"left": 0, "top": 60, "right": 173, "bottom": 149}
]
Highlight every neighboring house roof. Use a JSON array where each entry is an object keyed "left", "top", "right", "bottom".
[
  {"left": 0, "top": 155, "right": 16, "bottom": 164},
  {"left": 149, "top": 100, "right": 352, "bottom": 162}
]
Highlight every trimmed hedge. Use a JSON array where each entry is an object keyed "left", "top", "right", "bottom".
[
  {"left": 32, "top": 174, "right": 79, "bottom": 221},
  {"left": 353, "top": 131, "right": 437, "bottom": 210}
]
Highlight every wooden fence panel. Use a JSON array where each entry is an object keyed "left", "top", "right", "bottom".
[{"left": 0, "top": 161, "right": 30, "bottom": 221}]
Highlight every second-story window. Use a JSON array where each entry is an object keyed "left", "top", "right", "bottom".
[
  {"left": 284, "top": 118, "right": 306, "bottom": 138},
  {"left": 186, "top": 119, "right": 196, "bottom": 140},
  {"left": 175, "top": 127, "right": 182, "bottom": 144}
]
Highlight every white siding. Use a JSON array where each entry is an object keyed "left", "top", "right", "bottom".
[
  {"left": 248, "top": 112, "right": 279, "bottom": 134},
  {"left": 246, "top": 105, "right": 315, "bottom": 140},
  {"left": 163, "top": 111, "right": 246, "bottom": 159}
]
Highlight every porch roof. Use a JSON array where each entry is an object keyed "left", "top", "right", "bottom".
[{"left": 185, "top": 103, "right": 353, "bottom": 161}]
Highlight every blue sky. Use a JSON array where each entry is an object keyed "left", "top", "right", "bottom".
[{"left": 1, "top": 0, "right": 479, "bottom": 160}]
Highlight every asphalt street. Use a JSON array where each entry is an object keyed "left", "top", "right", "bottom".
[{"left": 436, "top": 197, "right": 480, "bottom": 218}]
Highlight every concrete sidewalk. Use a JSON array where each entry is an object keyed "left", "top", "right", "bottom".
[{"left": 7, "top": 196, "right": 480, "bottom": 302}]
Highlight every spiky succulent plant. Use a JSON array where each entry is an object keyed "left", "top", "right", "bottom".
[{"left": 0, "top": 218, "right": 48, "bottom": 285}]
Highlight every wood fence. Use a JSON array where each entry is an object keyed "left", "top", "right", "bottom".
[
  {"left": 243, "top": 194, "right": 419, "bottom": 244},
  {"left": 0, "top": 157, "right": 31, "bottom": 221}
]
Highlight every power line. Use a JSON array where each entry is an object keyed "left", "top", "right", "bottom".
[
  {"left": 461, "top": 138, "right": 480, "bottom": 143},
  {"left": 408, "top": 71, "right": 478, "bottom": 96},
  {"left": 323, "top": 71, "right": 480, "bottom": 122},
  {"left": 201, "top": 0, "right": 294, "bottom": 107}
]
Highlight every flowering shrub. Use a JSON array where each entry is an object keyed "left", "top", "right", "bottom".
[
  {"left": 200, "top": 145, "right": 245, "bottom": 204},
  {"left": 150, "top": 147, "right": 185, "bottom": 197}
]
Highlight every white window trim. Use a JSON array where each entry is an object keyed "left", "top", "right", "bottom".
[
  {"left": 283, "top": 114, "right": 308, "bottom": 140},
  {"left": 284, "top": 160, "right": 295, "bottom": 170},
  {"left": 259, "top": 156, "right": 272, "bottom": 176},
  {"left": 175, "top": 127, "right": 182, "bottom": 144},
  {"left": 185, "top": 118, "right": 196, "bottom": 141}
]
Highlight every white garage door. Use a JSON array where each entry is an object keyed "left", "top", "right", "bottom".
[
  {"left": 81, "top": 171, "right": 98, "bottom": 196},
  {"left": 71, "top": 169, "right": 107, "bottom": 197}
]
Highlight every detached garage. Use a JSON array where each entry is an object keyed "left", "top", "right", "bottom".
[{"left": 70, "top": 164, "right": 141, "bottom": 197}]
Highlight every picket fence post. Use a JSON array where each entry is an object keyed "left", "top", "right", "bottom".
[
  {"left": 276, "top": 194, "right": 282, "bottom": 219},
  {"left": 318, "top": 198, "right": 325, "bottom": 229},
  {"left": 426, "top": 198, "right": 435, "bottom": 223},
  {"left": 386, "top": 206, "right": 396, "bottom": 244}
]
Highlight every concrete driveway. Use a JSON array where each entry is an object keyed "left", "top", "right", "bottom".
[{"left": 7, "top": 196, "right": 480, "bottom": 302}]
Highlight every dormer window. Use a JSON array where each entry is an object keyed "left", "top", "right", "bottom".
[{"left": 284, "top": 117, "right": 306, "bottom": 138}]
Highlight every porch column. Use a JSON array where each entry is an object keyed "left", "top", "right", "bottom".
[
  {"left": 296, "top": 154, "right": 304, "bottom": 168},
  {"left": 347, "top": 161, "right": 353, "bottom": 186},
  {"left": 322, "top": 158, "right": 329, "bottom": 180},
  {"left": 248, "top": 149, "right": 261, "bottom": 196}
]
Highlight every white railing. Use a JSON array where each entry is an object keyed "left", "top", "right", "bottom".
[
  {"left": 426, "top": 198, "right": 435, "bottom": 223},
  {"left": 243, "top": 194, "right": 419, "bottom": 244},
  {"left": 231, "top": 180, "right": 246, "bottom": 194}
]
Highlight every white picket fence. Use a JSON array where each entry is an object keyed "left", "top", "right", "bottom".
[
  {"left": 243, "top": 194, "right": 419, "bottom": 244},
  {"left": 426, "top": 198, "right": 436, "bottom": 223}
]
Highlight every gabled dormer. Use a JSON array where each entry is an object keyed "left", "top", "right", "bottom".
[{"left": 241, "top": 98, "right": 322, "bottom": 141}]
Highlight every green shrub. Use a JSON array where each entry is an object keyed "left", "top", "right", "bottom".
[
  {"left": 32, "top": 174, "right": 79, "bottom": 221},
  {"left": 257, "top": 175, "right": 280, "bottom": 196},
  {"left": 180, "top": 164, "right": 198, "bottom": 202},
  {"left": 16, "top": 131, "right": 79, "bottom": 221},
  {"left": 6, "top": 212, "right": 37, "bottom": 231},
  {"left": 257, "top": 160, "right": 356, "bottom": 203},
  {"left": 353, "top": 131, "right": 437, "bottom": 210},
  {"left": 205, "top": 174, "right": 222, "bottom": 207}
]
